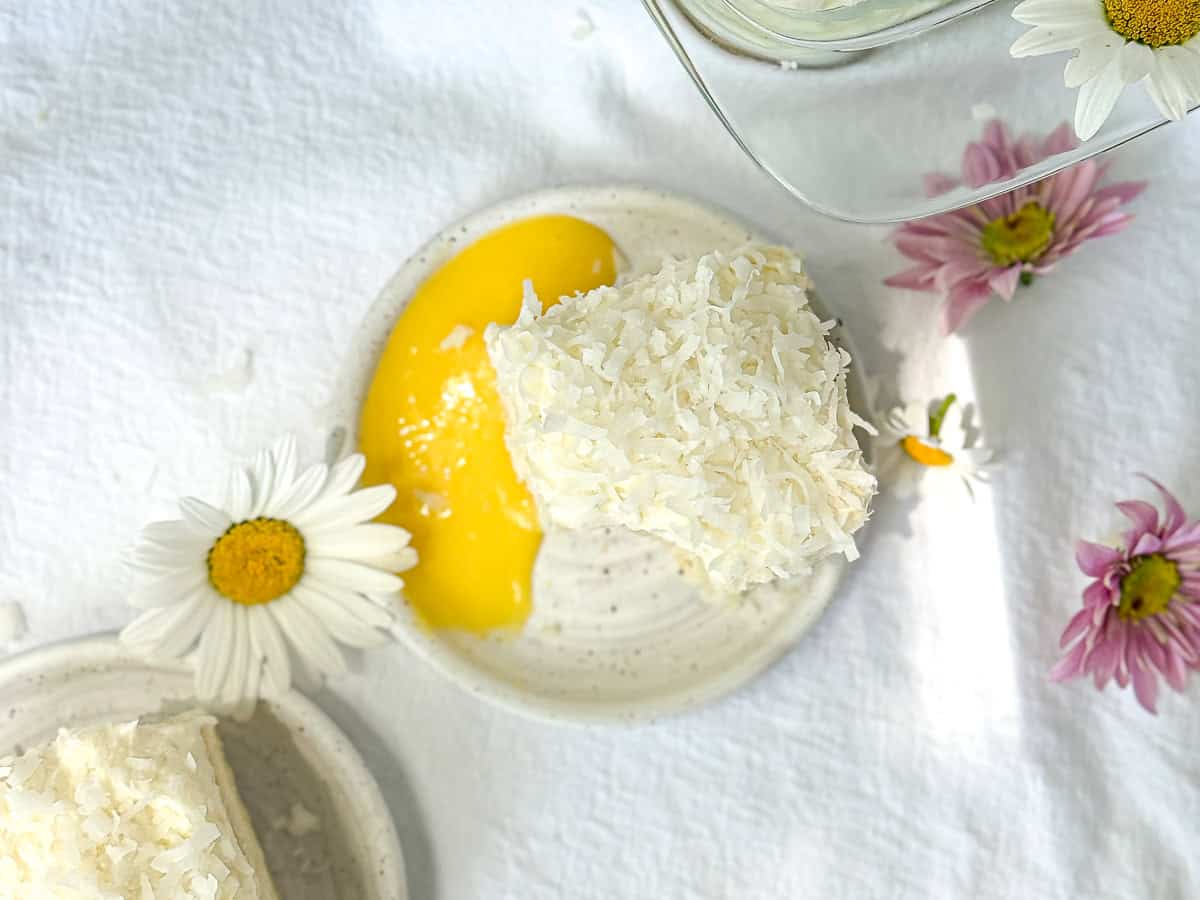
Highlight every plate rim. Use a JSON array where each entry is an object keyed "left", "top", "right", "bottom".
[
  {"left": 0, "top": 633, "right": 409, "bottom": 900},
  {"left": 332, "top": 183, "right": 869, "bottom": 725}
]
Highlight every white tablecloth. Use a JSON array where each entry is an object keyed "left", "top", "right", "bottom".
[{"left": 3, "top": 2, "right": 1199, "bottom": 897}]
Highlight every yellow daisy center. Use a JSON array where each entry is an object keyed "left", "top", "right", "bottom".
[
  {"left": 979, "top": 202, "right": 1056, "bottom": 268},
  {"left": 1104, "top": 0, "right": 1200, "bottom": 48},
  {"left": 208, "top": 518, "right": 305, "bottom": 606},
  {"left": 1118, "top": 554, "right": 1180, "bottom": 621},
  {"left": 900, "top": 435, "right": 954, "bottom": 467}
]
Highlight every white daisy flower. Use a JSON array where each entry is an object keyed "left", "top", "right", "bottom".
[
  {"left": 1010, "top": 0, "right": 1200, "bottom": 140},
  {"left": 874, "top": 394, "right": 993, "bottom": 499},
  {"left": 120, "top": 436, "right": 416, "bottom": 714}
]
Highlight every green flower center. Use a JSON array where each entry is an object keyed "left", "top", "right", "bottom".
[
  {"left": 1117, "top": 554, "right": 1181, "bottom": 621},
  {"left": 1104, "top": 0, "right": 1200, "bottom": 48},
  {"left": 980, "top": 202, "right": 1056, "bottom": 268}
]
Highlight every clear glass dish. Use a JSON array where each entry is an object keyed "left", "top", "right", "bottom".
[{"left": 643, "top": 0, "right": 1189, "bottom": 223}]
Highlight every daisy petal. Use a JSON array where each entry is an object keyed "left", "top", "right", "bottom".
[
  {"left": 266, "top": 436, "right": 299, "bottom": 514},
  {"left": 153, "top": 590, "right": 218, "bottom": 659},
  {"left": 1064, "top": 35, "right": 1121, "bottom": 88},
  {"left": 121, "top": 587, "right": 213, "bottom": 654},
  {"left": 1146, "top": 50, "right": 1196, "bottom": 120},
  {"left": 132, "top": 542, "right": 204, "bottom": 570},
  {"left": 179, "top": 497, "right": 233, "bottom": 537},
  {"left": 292, "top": 583, "right": 391, "bottom": 648},
  {"left": 1074, "top": 56, "right": 1126, "bottom": 140},
  {"left": 1012, "top": 0, "right": 1102, "bottom": 25},
  {"left": 306, "top": 523, "right": 414, "bottom": 563},
  {"left": 141, "top": 520, "right": 209, "bottom": 550},
  {"left": 1117, "top": 40, "right": 1154, "bottom": 84},
  {"left": 235, "top": 629, "right": 263, "bottom": 723},
  {"left": 226, "top": 468, "right": 253, "bottom": 522},
  {"left": 294, "top": 485, "right": 397, "bottom": 534},
  {"left": 304, "top": 558, "right": 404, "bottom": 595},
  {"left": 129, "top": 566, "right": 209, "bottom": 609},
  {"left": 355, "top": 547, "right": 420, "bottom": 574},
  {"left": 300, "top": 577, "right": 397, "bottom": 630},
  {"left": 270, "top": 463, "right": 328, "bottom": 522},
  {"left": 120, "top": 606, "right": 182, "bottom": 650},
  {"left": 1010, "top": 24, "right": 1102, "bottom": 57},
  {"left": 272, "top": 598, "right": 347, "bottom": 679},
  {"left": 248, "top": 449, "right": 275, "bottom": 518},
  {"left": 319, "top": 454, "right": 368, "bottom": 503},
  {"left": 250, "top": 608, "right": 291, "bottom": 695},
  {"left": 195, "top": 601, "right": 236, "bottom": 702},
  {"left": 221, "top": 610, "right": 253, "bottom": 708}
]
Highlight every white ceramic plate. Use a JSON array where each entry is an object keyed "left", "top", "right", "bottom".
[
  {"left": 0, "top": 636, "right": 407, "bottom": 900},
  {"left": 332, "top": 185, "right": 870, "bottom": 724}
]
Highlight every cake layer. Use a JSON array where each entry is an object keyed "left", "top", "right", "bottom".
[{"left": 0, "top": 711, "right": 280, "bottom": 900}]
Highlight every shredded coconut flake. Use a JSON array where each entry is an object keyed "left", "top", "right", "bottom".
[
  {"left": 0, "top": 713, "right": 275, "bottom": 899},
  {"left": 485, "top": 245, "right": 876, "bottom": 593},
  {"left": 271, "top": 802, "right": 321, "bottom": 837},
  {"left": 438, "top": 324, "right": 475, "bottom": 352}
]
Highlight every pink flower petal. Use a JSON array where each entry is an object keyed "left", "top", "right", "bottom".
[
  {"left": 1163, "top": 644, "right": 1188, "bottom": 691},
  {"left": 1049, "top": 161, "right": 1101, "bottom": 226},
  {"left": 1144, "top": 635, "right": 1169, "bottom": 676},
  {"left": 1132, "top": 532, "right": 1163, "bottom": 556},
  {"left": 900, "top": 220, "right": 955, "bottom": 237},
  {"left": 1059, "top": 606, "right": 1094, "bottom": 649},
  {"left": 1164, "top": 522, "right": 1200, "bottom": 553},
  {"left": 942, "top": 280, "right": 993, "bottom": 334},
  {"left": 1041, "top": 122, "right": 1077, "bottom": 157},
  {"left": 1139, "top": 474, "right": 1188, "bottom": 534},
  {"left": 1117, "top": 500, "right": 1160, "bottom": 535},
  {"left": 924, "top": 172, "right": 959, "bottom": 197},
  {"left": 987, "top": 265, "right": 1023, "bottom": 301},
  {"left": 1076, "top": 540, "right": 1122, "bottom": 577},
  {"left": 1092, "top": 630, "right": 1123, "bottom": 689},
  {"left": 1014, "top": 136, "right": 1038, "bottom": 169},
  {"left": 895, "top": 234, "right": 970, "bottom": 264},
  {"left": 1092, "top": 180, "right": 1147, "bottom": 205},
  {"left": 934, "top": 258, "right": 992, "bottom": 292},
  {"left": 1088, "top": 213, "right": 1136, "bottom": 240},
  {"left": 884, "top": 266, "right": 938, "bottom": 292},
  {"left": 1083, "top": 579, "right": 1114, "bottom": 610},
  {"left": 1050, "top": 639, "right": 1088, "bottom": 682},
  {"left": 963, "top": 142, "right": 1002, "bottom": 189},
  {"left": 1130, "top": 654, "right": 1159, "bottom": 713}
]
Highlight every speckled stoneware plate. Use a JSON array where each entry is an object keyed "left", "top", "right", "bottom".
[
  {"left": 0, "top": 636, "right": 406, "bottom": 900},
  {"left": 332, "top": 185, "right": 870, "bottom": 724}
]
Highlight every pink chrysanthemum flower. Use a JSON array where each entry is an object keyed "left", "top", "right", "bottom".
[
  {"left": 885, "top": 120, "right": 1146, "bottom": 334},
  {"left": 1052, "top": 477, "right": 1200, "bottom": 714}
]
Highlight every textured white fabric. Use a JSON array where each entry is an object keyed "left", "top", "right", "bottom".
[{"left": 2, "top": 2, "right": 1199, "bottom": 898}]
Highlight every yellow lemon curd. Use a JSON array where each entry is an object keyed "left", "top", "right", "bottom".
[{"left": 358, "top": 215, "right": 617, "bottom": 633}]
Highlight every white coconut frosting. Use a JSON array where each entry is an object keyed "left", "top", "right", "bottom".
[
  {"left": 485, "top": 244, "right": 875, "bottom": 593},
  {"left": 0, "top": 712, "right": 279, "bottom": 900}
]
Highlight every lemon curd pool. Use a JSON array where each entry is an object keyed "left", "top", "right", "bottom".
[{"left": 358, "top": 215, "right": 618, "bottom": 633}]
